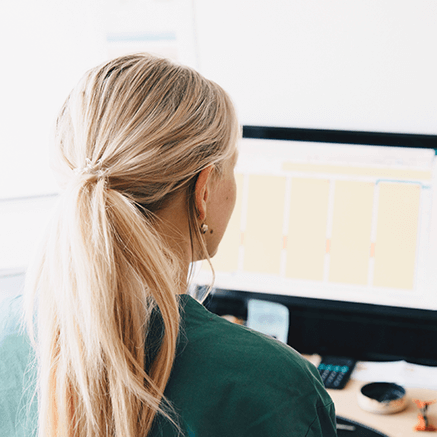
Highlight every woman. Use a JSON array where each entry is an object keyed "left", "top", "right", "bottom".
[{"left": 0, "top": 54, "right": 336, "bottom": 436}]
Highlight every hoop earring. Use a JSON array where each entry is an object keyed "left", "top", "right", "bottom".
[{"left": 200, "top": 224, "right": 209, "bottom": 234}]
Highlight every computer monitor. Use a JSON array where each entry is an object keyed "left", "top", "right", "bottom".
[{"left": 194, "top": 127, "right": 437, "bottom": 364}]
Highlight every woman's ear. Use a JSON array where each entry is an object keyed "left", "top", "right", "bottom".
[{"left": 194, "top": 165, "right": 215, "bottom": 221}]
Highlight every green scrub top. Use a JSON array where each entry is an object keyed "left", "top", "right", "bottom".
[{"left": 1, "top": 294, "right": 337, "bottom": 436}]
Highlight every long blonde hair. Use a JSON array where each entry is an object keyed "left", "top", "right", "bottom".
[{"left": 24, "top": 53, "right": 239, "bottom": 437}]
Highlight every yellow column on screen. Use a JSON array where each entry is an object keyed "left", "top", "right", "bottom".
[
  {"left": 329, "top": 181, "right": 374, "bottom": 285},
  {"left": 243, "top": 175, "right": 286, "bottom": 275},
  {"left": 285, "top": 178, "right": 330, "bottom": 281},
  {"left": 209, "top": 173, "right": 244, "bottom": 272},
  {"left": 373, "top": 183, "right": 420, "bottom": 290}
]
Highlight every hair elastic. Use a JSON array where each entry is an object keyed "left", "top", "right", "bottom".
[{"left": 74, "top": 158, "right": 106, "bottom": 178}]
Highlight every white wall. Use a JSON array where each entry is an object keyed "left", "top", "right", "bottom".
[
  {"left": 0, "top": 0, "right": 107, "bottom": 280},
  {"left": 0, "top": 0, "right": 107, "bottom": 200},
  {"left": 193, "top": 0, "right": 437, "bottom": 135}
]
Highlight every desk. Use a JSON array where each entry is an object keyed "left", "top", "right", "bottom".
[
  {"left": 328, "top": 379, "right": 437, "bottom": 437},
  {"left": 305, "top": 356, "right": 437, "bottom": 437}
]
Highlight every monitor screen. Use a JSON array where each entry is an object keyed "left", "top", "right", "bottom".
[{"left": 194, "top": 130, "right": 437, "bottom": 313}]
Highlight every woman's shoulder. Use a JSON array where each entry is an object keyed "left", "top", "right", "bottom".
[
  {"left": 0, "top": 294, "right": 34, "bottom": 375},
  {"left": 179, "top": 294, "right": 329, "bottom": 398},
  {"left": 0, "top": 295, "right": 37, "bottom": 436},
  {"left": 165, "top": 295, "right": 336, "bottom": 436}
]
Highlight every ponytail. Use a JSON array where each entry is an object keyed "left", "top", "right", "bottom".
[{"left": 26, "top": 174, "right": 180, "bottom": 436}]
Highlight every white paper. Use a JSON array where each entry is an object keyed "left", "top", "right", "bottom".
[{"left": 352, "top": 360, "right": 437, "bottom": 390}]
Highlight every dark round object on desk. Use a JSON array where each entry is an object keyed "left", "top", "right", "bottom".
[
  {"left": 358, "top": 382, "right": 406, "bottom": 414},
  {"left": 361, "top": 382, "right": 405, "bottom": 402}
]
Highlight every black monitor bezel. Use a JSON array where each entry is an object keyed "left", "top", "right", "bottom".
[{"left": 243, "top": 125, "right": 437, "bottom": 149}]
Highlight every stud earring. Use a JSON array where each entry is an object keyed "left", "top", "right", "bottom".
[{"left": 200, "top": 223, "right": 209, "bottom": 234}]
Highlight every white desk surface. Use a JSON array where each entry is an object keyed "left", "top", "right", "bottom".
[{"left": 304, "top": 355, "right": 437, "bottom": 437}]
